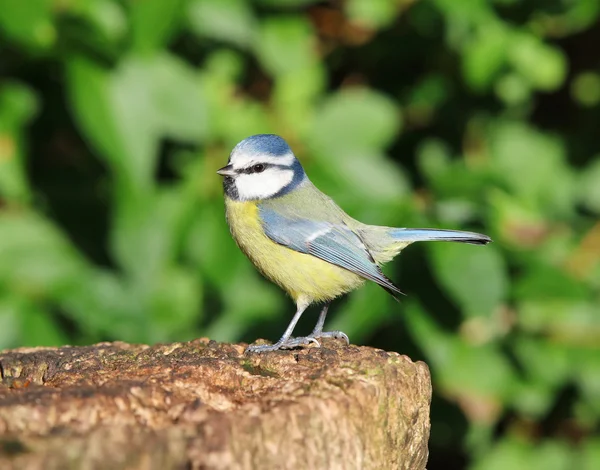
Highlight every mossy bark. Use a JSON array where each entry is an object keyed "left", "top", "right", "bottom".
[{"left": 0, "top": 339, "right": 431, "bottom": 469}]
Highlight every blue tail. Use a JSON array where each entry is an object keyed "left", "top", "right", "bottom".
[{"left": 388, "top": 228, "right": 491, "bottom": 245}]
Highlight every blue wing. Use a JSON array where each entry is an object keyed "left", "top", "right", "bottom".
[{"left": 259, "top": 205, "right": 402, "bottom": 298}]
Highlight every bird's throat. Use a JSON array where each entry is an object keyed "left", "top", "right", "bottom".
[{"left": 223, "top": 176, "right": 239, "bottom": 200}]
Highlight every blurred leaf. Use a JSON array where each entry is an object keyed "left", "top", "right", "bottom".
[
  {"left": 255, "top": 0, "right": 323, "bottom": 6},
  {"left": 60, "top": 265, "right": 202, "bottom": 345},
  {"left": 463, "top": 24, "right": 509, "bottom": 91},
  {"left": 273, "top": 65, "right": 326, "bottom": 132},
  {"left": 129, "top": 0, "right": 185, "bottom": 53},
  {"left": 309, "top": 88, "right": 401, "bottom": 157},
  {"left": 329, "top": 282, "right": 392, "bottom": 342},
  {"left": 206, "top": 269, "right": 283, "bottom": 341},
  {"left": 472, "top": 438, "right": 573, "bottom": 470},
  {"left": 488, "top": 189, "right": 549, "bottom": 249},
  {"left": 0, "top": 0, "right": 56, "bottom": 49},
  {"left": 518, "top": 299, "right": 599, "bottom": 343},
  {"left": 255, "top": 16, "right": 316, "bottom": 76},
  {"left": 203, "top": 49, "right": 245, "bottom": 83},
  {"left": 435, "top": 199, "right": 482, "bottom": 225},
  {"left": 433, "top": 0, "right": 494, "bottom": 24},
  {"left": 571, "top": 72, "right": 600, "bottom": 108},
  {"left": 68, "top": 53, "right": 208, "bottom": 195},
  {"left": 404, "top": 301, "right": 515, "bottom": 402},
  {"left": 407, "top": 74, "right": 451, "bottom": 112},
  {"left": 429, "top": 243, "right": 508, "bottom": 317},
  {"left": 579, "top": 157, "right": 600, "bottom": 214},
  {"left": 21, "top": 305, "right": 69, "bottom": 347},
  {"left": 150, "top": 53, "right": 210, "bottom": 142},
  {"left": 574, "top": 350, "right": 600, "bottom": 412},
  {"left": 511, "top": 380, "right": 556, "bottom": 418},
  {"left": 513, "top": 337, "right": 571, "bottom": 399},
  {"left": 554, "top": 0, "right": 600, "bottom": 35},
  {"left": 417, "top": 138, "right": 452, "bottom": 182},
  {"left": 67, "top": 56, "right": 154, "bottom": 194},
  {"left": 0, "top": 81, "right": 38, "bottom": 126},
  {"left": 80, "top": 0, "right": 128, "bottom": 44},
  {"left": 146, "top": 267, "right": 202, "bottom": 342},
  {"left": 0, "top": 82, "right": 38, "bottom": 203},
  {"left": 188, "top": 0, "right": 256, "bottom": 48},
  {"left": 58, "top": 269, "right": 144, "bottom": 340},
  {"left": 327, "top": 152, "right": 410, "bottom": 202},
  {"left": 220, "top": 99, "right": 272, "bottom": 146},
  {"left": 509, "top": 33, "right": 568, "bottom": 91},
  {"left": 579, "top": 438, "right": 600, "bottom": 470},
  {"left": 488, "top": 121, "right": 575, "bottom": 216},
  {"left": 400, "top": 301, "right": 451, "bottom": 369},
  {"left": 111, "top": 187, "right": 194, "bottom": 279},
  {"left": 495, "top": 73, "right": 532, "bottom": 105},
  {"left": 0, "top": 212, "right": 88, "bottom": 297},
  {"left": 185, "top": 203, "right": 249, "bottom": 286},
  {"left": 515, "top": 263, "right": 589, "bottom": 300},
  {"left": 346, "top": 0, "right": 399, "bottom": 29},
  {"left": 0, "top": 295, "right": 22, "bottom": 349}
]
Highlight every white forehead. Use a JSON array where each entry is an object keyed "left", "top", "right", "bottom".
[
  {"left": 230, "top": 150, "right": 296, "bottom": 169},
  {"left": 229, "top": 134, "right": 296, "bottom": 169}
]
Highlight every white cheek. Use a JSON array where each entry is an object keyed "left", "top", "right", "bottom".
[{"left": 235, "top": 169, "right": 294, "bottom": 200}]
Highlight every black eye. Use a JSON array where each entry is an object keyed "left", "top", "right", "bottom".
[{"left": 253, "top": 164, "right": 265, "bottom": 173}]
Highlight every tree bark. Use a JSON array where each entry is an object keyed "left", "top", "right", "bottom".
[{"left": 0, "top": 339, "right": 431, "bottom": 470}]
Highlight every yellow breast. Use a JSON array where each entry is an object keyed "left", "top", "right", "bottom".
[{"left": 225, "top": 198, "right": 364, "bottom": 305}]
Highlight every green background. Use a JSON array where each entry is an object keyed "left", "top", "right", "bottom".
[{"left": 1, "top": 0, "right": 599, "bottom": 468}]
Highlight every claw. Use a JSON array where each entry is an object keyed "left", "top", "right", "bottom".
[{"left": 308, "top": 330, "right": 350, "bottom": 345}]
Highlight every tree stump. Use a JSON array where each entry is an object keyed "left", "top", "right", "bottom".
[{"left": 0, "top": 339, "right": 431, "bottom": 469}]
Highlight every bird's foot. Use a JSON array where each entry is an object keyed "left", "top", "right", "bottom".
[
  {"left": 308, "top": 330, "right": 350, "bottom": 345},
  {"left": 245, "top": 336, "right": 320, "bottom": 353}
]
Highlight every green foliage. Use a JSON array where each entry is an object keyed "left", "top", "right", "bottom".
[{"left": 1, "top": 1, "right": 599, "bottom": 468}]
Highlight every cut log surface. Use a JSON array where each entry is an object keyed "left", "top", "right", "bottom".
[{"left": 0, "top": 339, "right": 431, "bottom": 470}]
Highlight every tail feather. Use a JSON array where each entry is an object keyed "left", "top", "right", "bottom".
[{"left": 388, "top": 228, "right": 492, "bottom": 245}]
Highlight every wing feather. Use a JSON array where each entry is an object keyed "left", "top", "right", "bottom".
[{"left": 259, "top": 205, "right": 402, "bottom": 298}]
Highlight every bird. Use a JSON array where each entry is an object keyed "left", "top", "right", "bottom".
[{"left": 217, "top": 134, "right": 492, "bottom": 353}]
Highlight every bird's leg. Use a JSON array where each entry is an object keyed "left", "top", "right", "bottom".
[
  {"left": 307, "top": 303, "right": 349, "bottom": 344},
  {"left": 245, "top": 303, "right": 319, "bottom": 353}
]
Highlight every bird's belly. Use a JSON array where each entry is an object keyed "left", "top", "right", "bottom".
[{"left": 225, "top": 198, "right": 364, "bottom": 303}]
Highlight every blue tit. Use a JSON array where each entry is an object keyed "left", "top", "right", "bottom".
[{"left": 217, "top": 134, "right": 491, "bottom": 353}]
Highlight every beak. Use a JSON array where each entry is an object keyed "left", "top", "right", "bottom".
[{"left": 217, "top": 164, "right": 237, "bottom": 177}]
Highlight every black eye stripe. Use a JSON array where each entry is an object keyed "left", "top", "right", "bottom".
[
  {"left": 239, "top": 164, "right": 266, "bottom": 174},
  {"left": 238, "top": 163, "right": 291, "bottom": 174}
]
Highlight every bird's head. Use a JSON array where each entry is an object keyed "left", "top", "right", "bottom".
[{"left": 217, "top": 134, "right": 307, "bottom": 201}]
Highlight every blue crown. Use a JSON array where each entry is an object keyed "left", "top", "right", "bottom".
[{"left": 234, "top": 134, "right": 291, "bottom": 158}]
